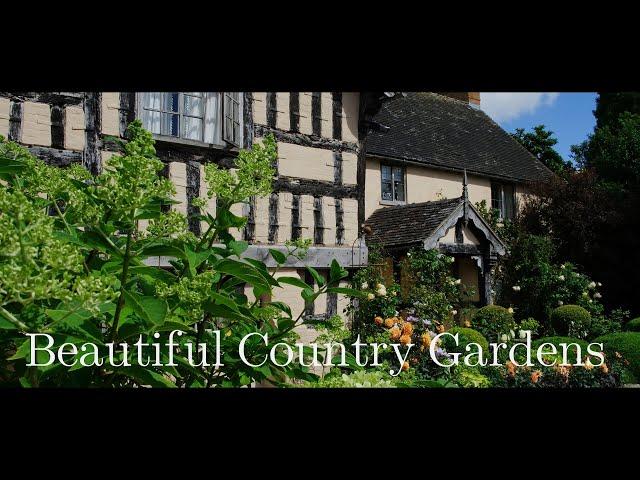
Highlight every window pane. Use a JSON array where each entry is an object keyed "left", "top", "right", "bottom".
[
  {"left": 491, "top": 183, "right": 503, "bottom": 213},
  {"left": 184, "top": 95, "right": 203, "bottom": 117},
  {"left": 143, "top": 109, "right": 161, "bottom": 134},
  {"left": 162, "top": 113, "right": 179, "bottom": 136},
  {"left": 381, "top": 165, "right": 392, "bottom": 181},
  {"left": 503, "top": 184, "right": 515, "bottom": 219},
  {"left": 183, "top": 116, "right": 203, "bottom": 141},
  {"left": 144, "top": 92, "right": 161, "bottom": 110},
  {"left": 394, "top": 180, "right": 405, "bottom": 201},
  {"left": 164, "top": 93, "right": 180, "bottom": 113},
  {"left": 204, "top": 93, "right": 221, "bottom": 144},
  {"left": 233, "top": 122, "right": 240, "bottom": 144},
  {"left": 381, "top": 181, "right": 393, "bottom": 201}
]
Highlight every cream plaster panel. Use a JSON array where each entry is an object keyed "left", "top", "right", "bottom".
[
  {"left": 101, "top": 92, "right": 120, "bottom": 136},
  {"left": 0, "top": 97, "right": 10, "bottom": 138},
  {"left": 64, "top": 106, "right": 85, "bottom": 151},
  {"left": 276, "top": 92, "right": 290, "bottom": 131},
  {"left": 252, "top": 92, "right": 267, "bottom": 126},
  {"left": 21, "top": 101, "right": 51, "bottom": 146},
  {"left": 277, "top": 142, "right": 335, "bottom": 181}
]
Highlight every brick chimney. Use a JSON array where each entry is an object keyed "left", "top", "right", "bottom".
[{"left": 438, "top": 92, "right": 481, "bottom": 107}]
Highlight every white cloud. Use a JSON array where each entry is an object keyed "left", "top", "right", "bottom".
[{"left": 480, "top": 92, "right": 560, "bottom": 123}]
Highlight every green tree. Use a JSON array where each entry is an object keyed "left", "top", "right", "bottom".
[
  {"left": 594, "top": 92, "right": 640, "bottom": 130},
  {"left": 511, "top": 125, "right": 571, "bottom": 175}
]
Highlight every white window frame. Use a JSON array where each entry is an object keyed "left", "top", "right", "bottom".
[
  {"left": 380, "top": 163, "right": 406, "bottom": 205},
  {"left": 136, "top": 92, "right": 243, "bottom": 148}
]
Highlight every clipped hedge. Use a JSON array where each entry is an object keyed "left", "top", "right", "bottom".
[
  {"left": 626, "top": 317, "right": 640, "bottom": 332},
  {"left": 550, "top": 305, "right": 591, "bottom": 338},
  {"left": 594, "top": 332, "right": 640, "bottom": 381},
  {"left": 443, "top": 327, "right": 489, "bottom": 354},
  {"left": 471, "top": 305, "right": 516, "bottom": 341},
  {"left": 532, "top": 336, "right": 590, "bottom": 362}
]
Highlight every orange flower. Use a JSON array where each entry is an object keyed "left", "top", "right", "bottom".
[
  {"left": 402, "top": 361, "right": 410, "bottom": 372},
  {"left": 402, "top": 322, "right": 413, "bottom": 335},
  {"left": 506, "top": 361, "right": 516, "bottom": 377},
  {"left": 436, "top": 324, "right": 445, "bottom": 334},
  {"left": 384, "top": 318, "right": 395, "bottom": 328},
  {"left": 463, "top": 319, "right": 471, "bottom": 328},
  {"left": 389, "top": 326, "right": 401, "bottom": 340},
  {"left": 531, "top": 370, "right": 542, "bottom": 384},
  {"left": 400, "top": 334, "right": 412, "bottom": 345},
  {"left": 601, "top": 363, "right": 609, "bottom": 374},
  {"left": 421, "top": 333, "right": 431, "bottom": 348},
  {"left": 374, "top": 316, "right": 384, "bottom": 326}
]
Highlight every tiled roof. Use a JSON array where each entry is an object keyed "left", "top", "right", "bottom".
[
  {"left": 365, "top": 197, "right": 462, "bottom": 248},
  {"left": 366, "top": 92, "right": 555, "bottom": 183}
]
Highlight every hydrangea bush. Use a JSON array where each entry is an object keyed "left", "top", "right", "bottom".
[{"left": 0, "top": 123, "right": 362, "bottom": 387}]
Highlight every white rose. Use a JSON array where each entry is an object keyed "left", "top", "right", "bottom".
[
  {"left": 451, "top": 310, "right": 458, "bottom": 316},
  {"left": 455, "top": 279, "right": 461, "bottom": 285},
  {"left": 367, "top": 293, "right": 375, "bottom": 300},
  {"left": 588, "top": 281, "right": 596, "bottom": 289},
  {"left": 558, "top": 275, "right": 565, "bottom": 281},
  {"left": 558, "top": 300, "right": 564, "bottom": 306},
  {"left": 508, "top": 307, "right": 514, "bottom": 314},
  {"left": 594, "top": 292, "right": 602, "bottom": 299},
  {"left": 361, "top": 282, "right": 369, "bottom": 290},
  {"left": 376, "top": 285, "right": 387, "bottom": 297},
  {"left": 500, "top": 334, "right": 508, "bottom": 342},
  {"left": 512, "top": 285, "right": 521, "bottom": 292},
  {"left": 597, "top": 282, "right": 602, "bottom": 287},
  {"left": 560, "top": 264, "right": 566, "bottom": 269}
]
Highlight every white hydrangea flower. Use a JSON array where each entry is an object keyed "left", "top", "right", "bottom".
[
  {"left": 558, "top": 275, "right": 565, "bottom": 281},
  {"left": 512, "top": 285, "right": 521, "bottom": 292},
  {"left": 588, "top": 281, "right": 596, "bottom": 289},
  {"left": 361, "top": 282, "right": 369, "bottom": 290},
  {"left": 594, "top": 292, "right": 602, "bottom": 299},
  {"left": 376, "top": 284, "right": 387, "bottom": 297}
]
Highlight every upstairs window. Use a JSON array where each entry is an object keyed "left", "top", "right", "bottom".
[
  {"left": 381, "top": 164, "right": 406, "bottom": 202},
  {"left": 491, "top": 182, "right": 515, "bottom": 220},
  {"left": 139, "top": 92, "right": 243, "bottom": 147}
]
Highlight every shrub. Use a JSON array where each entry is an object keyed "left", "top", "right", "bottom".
[
  {"left": 519, "top": 317, "right": 541, "bottom": 337},
  {"left": 442, "top": 327, "right": 489, "bottom": 354},
  {"left": 471, "top": 305, "right": 516, "bottom": 341},
  {"left": 550, "top": 305, "right": 591, "bottom": 338},
  {"left": 626, "top": 317, "right": 640, "bottom": 332},
  {"left": 532, "top": 336, "right": 590, "bottom": 362},
  {"left": 453, "top": 365, "right": 491, "bottom": 388},
  {"left": 595, "top": 332, "right": 640, "bottom": 381}
]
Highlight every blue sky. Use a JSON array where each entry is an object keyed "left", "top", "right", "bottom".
[{"left": 481, "top": 93, "right": 598, "bottom": 162}]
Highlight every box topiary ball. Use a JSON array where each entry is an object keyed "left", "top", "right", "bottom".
[
  {"left": 550, "top": 305, "right": 591, "bottom": 338},
  {"left": 471, "top": 305, "right": 516, "bottom": 341}
]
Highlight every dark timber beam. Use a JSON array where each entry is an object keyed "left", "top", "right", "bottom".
[
  {"left": 8, "top": 100, "right": 23, "bottom": 142},
  {"left": 83, "top": 92, "right": 101, "bottom": 175},
  {"left": 1, "top": 92, "right": 84, "bottom": 106},
  {"left": 27, "top": 146, "right": 83, "bottom": 167},
  {"left": 273, "top": 176, "right": 358, "bottom": 199},
  {"left": 254, "top": 125, "right": 357, "bottom": 153}
]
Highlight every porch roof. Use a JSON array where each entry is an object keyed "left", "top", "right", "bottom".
[{"left": 364, "top": 196, "right": 506, "bottom": 255}]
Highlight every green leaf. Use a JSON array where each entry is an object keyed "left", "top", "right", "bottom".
[
  {"left": 214, "top": 258, "right": 271, "bottom": 293},
  {"left": 330, "top": 259, "right": 348, "bottom": 282},
  {"left": 269, "top": 249, "right": 287, "bottom": 264},
  {"left": 229, "top": 240, "right": 249, "bottom": 257},
  {"left": 277, "top": 276, "right": 310, "bottom": 290},
  {"left": 123, "top": 290, "right": 167, "bottom": 325},
  {"left": 269, "top": 301, "right": 292, "bottom": 319},
  {"left": 0, "top": 316, "right": 17, "bottom": 330},
  {"left": 124, "top": 366, "right": 177, "bottom": 388},
  {"left": 128, "top": 265, "right": 177, "bottom": 284},
  {"left": 306, "top": 266, "right": 325, "bottom": 287},
  {"left": 184, "top": 247, "right": 211, "bottom": 276}
]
